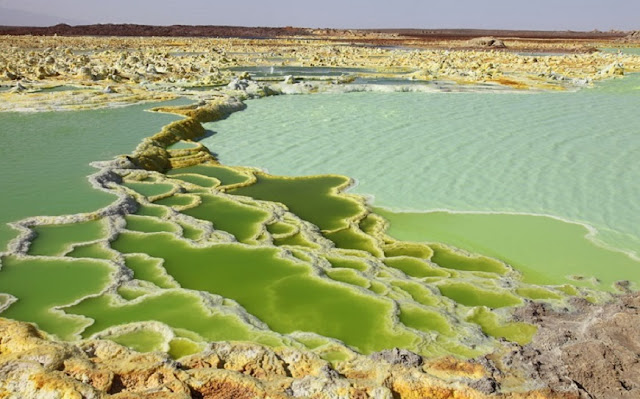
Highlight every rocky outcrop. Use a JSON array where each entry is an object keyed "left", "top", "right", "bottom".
[
  {"left": 618, "top": 31, "right": 640, "bottom": 43},
  {"left": 598, "top": 62, "right": 625, "bottom": 77},
  {"left": 500, "top": 293, "right": 640, "bottom": 399},
  {"left": 468, "top": 36, "right": 507, "bottom": 48}
]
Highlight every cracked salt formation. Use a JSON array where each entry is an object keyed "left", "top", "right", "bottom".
[{"left": 0, "top": 255, "right": 116, "bottom": 340}]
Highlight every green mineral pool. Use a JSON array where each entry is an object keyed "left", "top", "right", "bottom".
[{"left": 1, "top": 74, "right": 639, "bottom": 360}]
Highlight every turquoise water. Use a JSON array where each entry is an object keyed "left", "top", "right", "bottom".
[
  {"left": 600, "top": 47, "right": 640, "bottom": 55},
  {"left": 202, "top": 75, "right": 640, "bottom": 266},
  {"left": 0, "top": 99, "right": 188, "bottom": 249}
]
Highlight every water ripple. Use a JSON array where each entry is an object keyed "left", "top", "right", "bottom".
[{"left": 203, "top": 78, "right": 640, "bottom": 256}]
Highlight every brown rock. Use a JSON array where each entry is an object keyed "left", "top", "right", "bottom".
[
  {"left": 187, "top": 368, "right": 274, "bottom": 399},
  {"left": 183, "top": 342, "right": 289, "bottom": 379},
  {"left": 506, "top": 293, "right": 640, "bottom": 399},
  {"left": 468, "top": 36, "right": 507, "bottom": 48}
]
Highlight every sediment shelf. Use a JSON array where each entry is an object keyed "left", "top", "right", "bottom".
[{"left": 0, "top": 33, "right": 639, "bottom": 398}]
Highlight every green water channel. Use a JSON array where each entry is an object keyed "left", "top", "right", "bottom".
[
  {"left": 28, "top": 219, "right": 107, "bottom": 256},
  {"left": 0, "top": 255, "right": 114, "bottom": 340},
  {"left": 378, "top": 209, "right": 640, "bottom": 290},
  {"left": 230, "top": 174, "right": 363, "bottom": 232},
  {"left": 105, "top": 231, "right": 417, "bottom": 353},
  {"left": 0, "top": 99, "right": 189, "bottom": 249},
  {"left": 181, "top": 194, "right": 269, "bottom": 243}
]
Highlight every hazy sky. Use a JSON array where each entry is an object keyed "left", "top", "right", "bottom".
[{"left": 1, "top": 0, "right": 638, "bottom": 31}]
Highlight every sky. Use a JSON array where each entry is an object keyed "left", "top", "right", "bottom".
[{"left": 0, "top": 0, "right": 638, "bottom": 31}]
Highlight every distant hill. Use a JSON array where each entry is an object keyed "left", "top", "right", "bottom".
[
  {"left": 0, "top": 22, "right": 627, "bottom": 42},
  {"left": 0, "top": 23, "right": 312, "bottom": 38}
]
